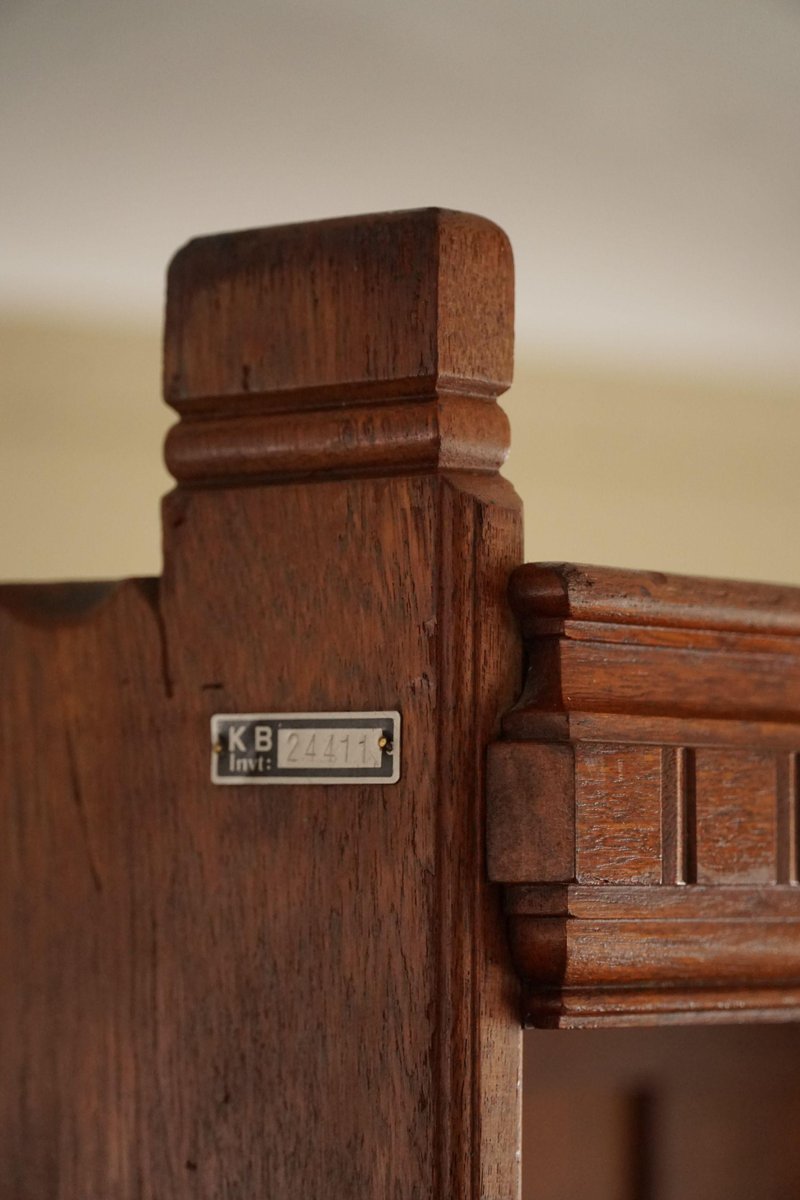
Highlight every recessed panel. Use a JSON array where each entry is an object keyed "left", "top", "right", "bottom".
[
  {"left": 694, "top": 749, "right": 777, "bottom": 884},
  {"left": 575, "top": 744, "right": 662, "bottom": 884}
]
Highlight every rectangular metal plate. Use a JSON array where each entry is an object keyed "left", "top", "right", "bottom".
[{"left": 211, "top": 711, "right": 401, "bottom": 785}]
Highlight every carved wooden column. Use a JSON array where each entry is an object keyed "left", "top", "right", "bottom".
[{"left": 0, "top": 210, "right": 523, "bottom": 1198}]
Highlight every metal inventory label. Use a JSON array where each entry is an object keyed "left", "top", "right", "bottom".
[{"left": 210, "top": 711, "right": 401, "bottom": 785}]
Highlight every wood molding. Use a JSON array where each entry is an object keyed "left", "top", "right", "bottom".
[
  {"left": 488, "top": 562, "right": 800, "bottom": 1027},
  {"left": 163, "top": 208, "right": 513, "bottom": 485}
]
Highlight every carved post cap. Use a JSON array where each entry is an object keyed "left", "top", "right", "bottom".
[{"left": 163, "top": 208, "right": 514, "bottom": 484}]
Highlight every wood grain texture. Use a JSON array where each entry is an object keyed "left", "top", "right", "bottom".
[
  {"left": 165, "top": 394, "right": 511, "bottom": 483},
  {"left": 486, "top": 743, "right": 574, "bottom": 884},
  {"left": 163, "top": 210, "right": 514, "bottom": 486},
  {"left": 507, "top": 884, "right": 800, "bottom": 919},
  {"left": 489, "top": 561, "right": 800, "bottom": 1027},
  {"left": 0, "top": 211, "right": 523, "bottom": 1198},
  {"left": 510, "top": 562, "right": 800, "bottom": 636},
  {"left": 694, "top": 749, "right": 777, "bottom": 884},
  {"left": 518, "top": 636, "right": 800, "bottom": 723},
  {"left": 510, "top": 914, "right": 800, "bottom": 989},
  {"left": 164, "top": 208, "right": 514, "bottom": 411},
  {"left": 574, "top": 744, "right": 662, "bottom": 884}
]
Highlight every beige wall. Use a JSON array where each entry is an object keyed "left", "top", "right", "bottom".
[
  {"left": 0, "top": 316, "right": 170, "bottom": 581},
  {"left": 1, "top": 315, "right": 798, "bottom": 586},
  {"left": 506, "top": 359, "right": 800, "bottom": 583}
]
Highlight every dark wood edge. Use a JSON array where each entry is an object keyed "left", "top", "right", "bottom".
[
  {"left": 505, "top": 883, "right": 800, "bottom": 918},
  {"left": 524, "top": 986, "right": 800, "bottom": 1028},
  {"left": 501, "top": 710, "right": 800, "bottom": 748},
  {"left": 510, "top": 562, "right": 800, "bottom": 636},
  {"left": 0, "top": 578, "right": 155, "bottom": 627}
]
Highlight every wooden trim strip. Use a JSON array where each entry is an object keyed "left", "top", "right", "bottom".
[
  {"left": 510, "top": 563, "right": 800, "bottom": 637},
  {"left": 505, "top": 883, "right": 800, "bottom": 919},
  {"left": 776, "top": 752, "right": 800, "bottom": 885}
]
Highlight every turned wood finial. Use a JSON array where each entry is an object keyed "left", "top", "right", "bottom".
[{"left": 163, "top": 208, "right": 514, "bottom": 485}]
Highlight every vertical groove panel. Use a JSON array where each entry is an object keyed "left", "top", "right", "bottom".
[
  {"left": 777, "top": 752, "right": 799, "bottom": 885},
  {"left": 684, "top": 748, "right": 697, "bottom": 885},
  {"left": 661, "top": 746, "right": 690, "bottom": 886}
]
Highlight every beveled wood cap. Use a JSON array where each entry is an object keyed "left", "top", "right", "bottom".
[
  {"left": 165, "top": 208, "right": 513, "bottom": 412},
  {"left": 162, "top": 209, "right": 514, "bottom": 485}
]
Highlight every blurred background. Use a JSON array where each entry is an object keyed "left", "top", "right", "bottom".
[
  {"left": 2, "top": 0, "right": 799, "bottom": 583},
  {"left": 3, "top": 3, "right": 800, "bottom": 1198}
]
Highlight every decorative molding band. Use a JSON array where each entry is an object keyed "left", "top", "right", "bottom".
[
  {"left": 488, "top": 562, "right": 800, "bottom": 1027},
  {"left": 165, "top": 394, "right": 510, "bottom": 484}
]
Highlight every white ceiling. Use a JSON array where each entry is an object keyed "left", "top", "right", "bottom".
[{"left": 2, "top": 0, "right": 799, "bottom": 373}]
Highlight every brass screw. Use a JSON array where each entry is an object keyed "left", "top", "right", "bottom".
[{"left": 213, "top": 741, "right": 223, "bottom": 754}]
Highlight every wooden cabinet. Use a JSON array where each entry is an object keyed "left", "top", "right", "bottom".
[
  {"left": 0, "top": 209, "right": 522, "bottom": 1200},
  {"left": 2, "top": 208, "right": 799, "bottom": 1198}
]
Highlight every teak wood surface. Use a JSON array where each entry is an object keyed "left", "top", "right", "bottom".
[
  {"left": 0, "top": 210, "right": 522, "bottom": 1199},
  {"left": 4, "top": 206, "right": 800, "bottom": 1199}
]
